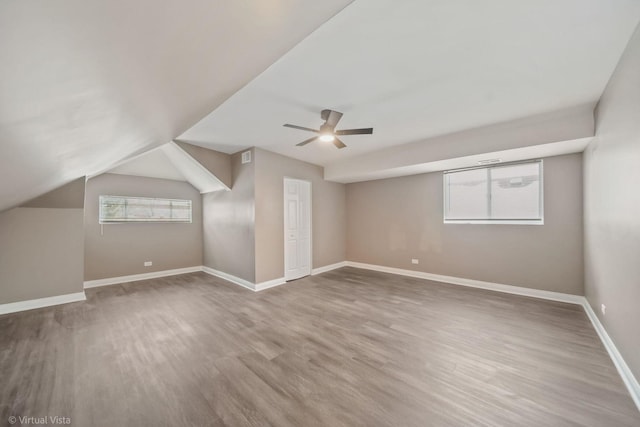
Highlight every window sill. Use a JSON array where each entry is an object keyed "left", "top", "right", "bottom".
[{"left": 444, "top": 220, "right": 544, "bottom": 225}]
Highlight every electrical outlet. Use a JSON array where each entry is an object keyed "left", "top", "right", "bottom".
[
  {"left": 601, "top": 304, "right": 606, "bottom": 315},
  {"left": 144, "top": 261, "right": 152, "bottom": 267},
  {"left": 411, "top": 259, "right": 419, "bottom": 264}
]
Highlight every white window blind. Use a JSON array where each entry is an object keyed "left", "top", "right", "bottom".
[
  {"left": 99, "top": 196, "right": 192, "bottom": 223},
  {"left": 444, "top": 160, "right": 543, "bottom": 224}
]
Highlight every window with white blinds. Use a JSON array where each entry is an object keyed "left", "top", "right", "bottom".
[
  {"left": 444, "top": 160, "right": 543, "bottom": 224},
  {"left": 99, "top": 196, "right": 192, "bottom": 223}
]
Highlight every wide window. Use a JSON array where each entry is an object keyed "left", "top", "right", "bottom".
[
  {"left": 99, "top": 195, "right": 192, "bottom": 223},
  {"left": 443, "top": 160, "right": 543, "bottom": 224}
]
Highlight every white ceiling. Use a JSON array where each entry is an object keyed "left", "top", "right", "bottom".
[
  {"left": 108, "top": 149, "right": 186, "bottom": 182},
  {"left": 179, "top": 0, "right": 640, "bottom": 169},
  {"left": 2, "top": 0, "right": 640, "bottom": 210},
  {"left": 0, "top": 0, "right": 353, "bottom": 211}
]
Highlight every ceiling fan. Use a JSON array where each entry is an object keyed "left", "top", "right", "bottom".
[{"left": 283, "top": 109, "right": 373, "bottom": 149}]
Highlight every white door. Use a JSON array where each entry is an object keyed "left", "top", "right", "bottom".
[{"left": 284, "top": 178, "right": 311, "bottom": 281}]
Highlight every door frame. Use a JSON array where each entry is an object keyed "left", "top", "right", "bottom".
[{"left": 283, "top": 177, "right": 312, "bottom": 281}]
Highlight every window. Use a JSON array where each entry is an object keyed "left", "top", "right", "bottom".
[
  {"left": 99, "top": 195, "right": 192, "bottom": 223},
  {"left": 444, "top": 160, "right": 543, "bottom": 224}
]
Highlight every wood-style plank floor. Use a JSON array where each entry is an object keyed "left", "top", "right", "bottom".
[{"left": 1, "top": 267, "right": 638, "bottom": 427}]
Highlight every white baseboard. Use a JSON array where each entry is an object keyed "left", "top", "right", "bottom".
[
  {"left": 312, "top": 261, "right": 348, "bottom": 275},
  {"left": 202, "top": 266, "right": 256, "bottom": 291},
  {"left": 255, "top": 277, "right": 286, "bottom": 291},
  {"left": 581, "top": 300, "right": 640, "bottom": 410},
  {"left": 345, "top": 261, "right": 584, "bottom": 304},
  {"left": 0, "top": 292, "right": 86, "bottom": 315},
  {"left": 345, "top": 260, "right": 639, "bottom": 411},
  {"left": 84, "top": 266, "right": 203, "bottom": 289},
  {"left": 203, "top": 263, "right": 349, "bottom": 292},
  {"left": 202, "top": 266, "right": 286, "bottom": 292}
]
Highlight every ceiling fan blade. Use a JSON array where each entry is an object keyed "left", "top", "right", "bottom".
[
  {"left": 325, "top": 110, "right": 343, "bottom": 128},
  {"left": 296, "top": 136, "right": 318, "bottom": 147},
  {"left": 335, "top": 128, "right": 374, "bottom": 135},
  {"left": 284, "top": 124, "right": 319, "bottom": 133},
  {"left": 333, "top": 137, "right": 347, "bottom": 149}
]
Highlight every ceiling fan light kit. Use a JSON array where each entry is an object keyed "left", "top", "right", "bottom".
[
  {"left": 284, "top": 109, "right": 373, "bottom": 149},
  {"left": 319, "top": 134, "right": 335, "bottom": 142}
]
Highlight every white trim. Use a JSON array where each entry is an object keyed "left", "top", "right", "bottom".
[
  {"left": 345, "top": 261, "right": 583, "bottom": 304},
  {"left": 582, "top": 300, "right": 640, "bottom": 410},
  {"left": 444, "top": 219, "right": 544, "bottom": 225},
  {"left": 202, "top": 266, "right": 287, "bottom": 292},
  {"left": 202, "top": 266, "right": 255, "bottom": 291},
  {"left": 204, "top": 260, "right": 348, "bottom": 293},
  {"left": 255, "top": 278, "right": 286, "bottom": 291},
  {"left": 312, "top": 261, "right": 348, "bottom": 275},
  {"left": 0, "top": 292, "right": 86, "bottom": 315},
  {"left": 84, "top": 266, "right": 202, "bottom": 289}
]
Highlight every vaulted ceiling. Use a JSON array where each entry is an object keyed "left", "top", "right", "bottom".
[
  {"left": 0, "top": 0, "right": 352, "bottom": 211},
  {"left": 2, "top": 0, "right": 640, "bottom": 210}
]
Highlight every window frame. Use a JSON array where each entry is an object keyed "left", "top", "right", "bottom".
[
  {"left": 98, "top": 195, "right": 193, "bottom": 224},
  {"left": 443, "top": 159, "right": 544, "bottom": 225}
]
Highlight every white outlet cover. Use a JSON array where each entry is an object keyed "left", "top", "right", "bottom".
[
  {"left": 411, "top": 259, "right": 419, "bottom": 264},
  {"left": 144, "top": 261, "right": 153, "bottom": 267},
  {"left": 601, "top": 304, "right": 606, "bottom": 315}
]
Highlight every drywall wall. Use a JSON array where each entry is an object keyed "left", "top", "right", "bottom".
[
  {"left": 0, "top": 208, "right": 85, "bottom": 304},
  {"left": 20, "top": 177, "right": 86, "bottom": 209},
  {"left": 254, "top": 148, "right": 346, "bottom": 283},
  {"left": 584, "top": 23, "right": 640, "bottom": 379},
  {"left": 346, "top": 153, "right": 583, "bottom": 295},
  {"left": 202, "top": 149, "right": 256, "bottom": 283},
  {"left": 0, "top": 179, "right": 85, "bottom": 304},
  {"left": 84, "top": 173, "right": 202, "bottom": 281}
]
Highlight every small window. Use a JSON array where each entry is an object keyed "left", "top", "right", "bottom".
[
  {"left": 99, "top": 195, "right": 192, "bottom": 224},
  {"left": 444, "top": 160, "right": 543, "bottom": 225}
]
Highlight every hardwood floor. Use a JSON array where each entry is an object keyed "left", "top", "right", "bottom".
[{"left": 1, "top": 267, "right": 638, "bottom": 427}]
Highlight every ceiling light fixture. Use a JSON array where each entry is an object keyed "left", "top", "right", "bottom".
[{"left": 319, "top": 134, "right": 335, "bottom": 142}]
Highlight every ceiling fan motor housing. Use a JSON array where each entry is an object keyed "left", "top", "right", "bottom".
[
  {"left": 320, "top": 123, "right": 333, "bottom": 133},
  {"left": 320, "top": 109, "right": 331, "bottom": 121}
]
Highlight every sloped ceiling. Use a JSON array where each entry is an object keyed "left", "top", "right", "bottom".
[
  {"left": 106, "top": 142, "right": 232, "bottom": 193},
  {"left": 0, "top": 0, "right": 353, "bottom": 212},
  {"left": 179, "top": 0, "right": 640, "bottom": 169},
  {"left": 160, "top": 142, "right": 230, "bottom": 194},
  {"left": 107, "top": 148, "right": 187, "bottom": 182}
]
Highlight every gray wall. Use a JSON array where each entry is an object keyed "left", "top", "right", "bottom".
[
  {"left": 84, "top": 173, "right": 203, "bottom": 281},
  {"left": 203, "top": 149, "right": 256, "bottom": 283},
  {"left": 0, "top": 180, "right": 85, "bottom": 304},
  {"left": 346, "top": 153, "right": 584, "bottom": 295},
  {"left": 584, "top": 23, "right": 640, "bottom": 379},
  {"left": 21, "top": 177, "right": 86, "bottom": 209},
  {"left": 254, "top": 148, "right": 347, "bottom": 283}
]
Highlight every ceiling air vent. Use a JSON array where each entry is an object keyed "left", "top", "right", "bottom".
[{"left": 241, "top": 150, "right": 251, "bottom": 164}]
